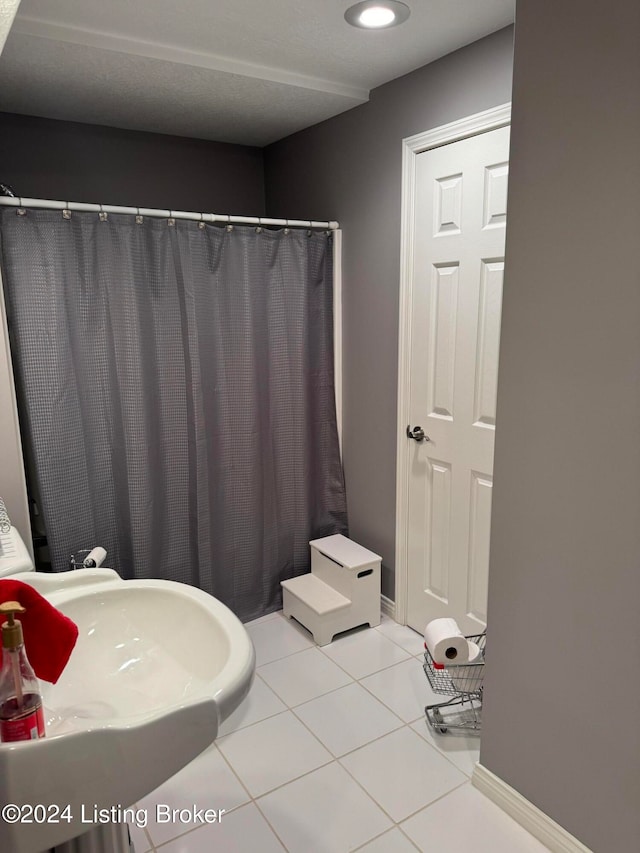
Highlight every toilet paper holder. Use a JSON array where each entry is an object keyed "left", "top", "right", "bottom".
[{"left": 69, "top": 546, "right": 107, "bottom": 570}]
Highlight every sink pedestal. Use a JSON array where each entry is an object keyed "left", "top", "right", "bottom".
[{"left": 51, "top": 823, "right": 133, "bottom": 853}]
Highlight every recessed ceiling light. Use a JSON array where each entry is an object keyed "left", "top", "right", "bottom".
[{"left": 344, "top": 1, "right": 411, "bottom": 30}]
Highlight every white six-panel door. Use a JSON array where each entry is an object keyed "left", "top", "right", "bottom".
[{"left": 406, "top": 124, "right": 510, "bottom": 635}]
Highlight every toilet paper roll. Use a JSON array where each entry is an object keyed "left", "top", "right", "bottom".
[
  {"left": 458, "top": 640, "right": 481, "bottom": 664},
  {"left": 82, "top": 547, "right": 107, "bottom": 568},
  {"left": 424, "top": 618, "right": 470, "bottom": 664},
  {"left": 451, "top": 641, "right": 484, "bottom": 692}
]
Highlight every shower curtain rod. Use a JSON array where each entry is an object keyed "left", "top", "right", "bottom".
[{"left": 0, "top": 196, "right": 339, "bottom": 230}]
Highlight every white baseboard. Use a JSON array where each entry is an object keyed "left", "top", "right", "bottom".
[
  {"left": 380, "top": 594, "right": 395, "bottom": 620},
  {"left": 472, "top": 764, "right": 592, "bottom": 853}
]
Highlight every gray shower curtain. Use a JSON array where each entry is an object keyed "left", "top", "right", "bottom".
[{"left": 0, "top": 208, "right": 347, "bottom": 621}]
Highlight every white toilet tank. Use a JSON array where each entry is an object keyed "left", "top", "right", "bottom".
[{"left": 0, "top": 525, "right": 35, "bottom": 577}]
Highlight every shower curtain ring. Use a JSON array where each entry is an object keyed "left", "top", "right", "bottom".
[
  {"left": 168, "top": 210, "right": 175, "bottom": 226},
  {"left": 284, "top": 218, "right": 290, "bottom": 235},
  {"left": 136, "top": 207, "right": 143, "bottom": 225},
  {"left": 62, "top": 202, "right": 71, "bottom": 220},
  {"left": 99, "top": 203, "right": 107, "bottom": 222},
  {"left": 256, "top": 216, "right": 262, "bottom": 234},
  {"left": 226, "top": 214, "right": 233, "bottom": 232},
  {"left": 16, "top": 198, "right": 26, "bottom": 216},
  {"left": 198, "top": 211, "right": 206, "bottom": 230}
]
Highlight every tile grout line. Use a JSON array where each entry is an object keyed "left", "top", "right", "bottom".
[
  {"left": 396, "top": 823, "right": 424, "bottom": 852},
  {"left": 132, "top": 810, "right": 156, "bottom": 853},
  {"left": 255, "top": 646, "right": 356, "bottom": 705},
  {"left": 268, "top": 677, "right": 357, "bottom": 711},
  {"left": 333, "top": 732, "right": 412, "bottom": 828},
  {"left": 251, "top": 788, "right": 302, "bottom": 852},
  {"left": 219, "top": 703, "right": 338, "bottom": 805},
  {"left": 318, "top": 651, "right": 414, "bottom": 681},
  {"left": 146, "top": 615, "right": 478, "bottom": 851},
  {"left": 373, "top": 622, "right": 427, "bottom": 657},
  {"left": 143, "top": 743, "right": 255, "bottom": 851},
  {"left": 355, "top": 663, "right": 427, "bottom": 723},
  {"left": 252, "top": 610, "right": 423, "bottom": 681},
  {"left": 236, "top": 616, "right": 479, "bottom": 805},
  {"left": 220, "top": 712, "right": 411, "bottom": 809},
  {"left": 217, "top": 671, "right": 289, "bottom": 738},
  {"left": 218, "top": 705, "right": 292, "bottom": 740},
  {"left": 351, "top": 823, "right": 423, "bottom": 853},
  {"left": 212, "top": 740, "right": 260, "bottom": 806},
  {"left": 147, "top": 812, "right": 220, "bottom": 851},
  {"left": 335, "top": 742, "right": 472, "bottom": 837},
  {"left": 216, "top": 696, "right": 423, "bottom": 847},
  {"left": 231, "top": 655, "right": 420, "bottom": 739},
  {"left": 350, "top": 655, "right": 482, "bottom": 780},
  {"left": 396, "top": 777, "right": 471, "bottom": 827},
  {"left": 252, "top": 630, "right": 422, "bottom": 719},
  {"left": 353, "top": 671, "right": 473, "bottom": 764},
  {"left": 408, "top": 717, "right": 481, "bottom": 779},
  {"left": 150, "top": 619, "right": 399, "bottom": 848},
  {"left": 288, "top": 697, "right": 405, "bottom": 761},
  {"left": 267, "top": 624, "right": 479, "bottom": 834}
]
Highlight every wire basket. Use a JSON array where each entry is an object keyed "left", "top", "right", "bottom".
[
  {"left": 422, "top": 632, "right": 486, "bottom": 736},
  {"left": 423, "top": 632, "right": 486, "bottom": 697}
]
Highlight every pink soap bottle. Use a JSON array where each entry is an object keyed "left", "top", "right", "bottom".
[{"left": 0, "top": 601, "right": 45, "bottom": 742}]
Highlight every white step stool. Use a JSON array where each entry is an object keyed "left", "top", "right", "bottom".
[{"left": 281, "top": 534, "right": 381, "bottom": 645}]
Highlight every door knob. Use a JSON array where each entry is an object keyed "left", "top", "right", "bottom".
[{"left": 406, "top": 425, "right": 430, "bottom": 442}]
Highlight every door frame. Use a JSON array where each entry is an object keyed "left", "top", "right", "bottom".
[{"left": 394, "top": 102, "right": 511, "bottom": 625}]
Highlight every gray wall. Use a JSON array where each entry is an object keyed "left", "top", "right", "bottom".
[
  {"left": 265, "top": 27, "right": 514, "bottom": 595},
  {"left": 481, "top": 2, "right": 640, "bottom": 851},
  {"left": 0, "top": 112, "right": 265, "bottom": 213}
]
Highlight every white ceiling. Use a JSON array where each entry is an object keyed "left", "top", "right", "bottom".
[{"left": 0, "top": 0, "right": 515, "bottom": 146}]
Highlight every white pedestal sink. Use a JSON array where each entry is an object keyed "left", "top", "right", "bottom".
[{"left": 0, "top": 569, "right": 255, "bottom": 853}]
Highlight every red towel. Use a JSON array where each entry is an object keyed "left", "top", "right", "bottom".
[{"left": 0, "top": 579, "right": 79, "bottom": 684}]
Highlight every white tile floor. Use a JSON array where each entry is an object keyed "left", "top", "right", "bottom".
[{"left": 128, "top": 612, "right": 549, "bottom": 853}]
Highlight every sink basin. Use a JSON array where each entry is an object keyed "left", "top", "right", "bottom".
[{"left": 0, "top": 569, "right": 255, "bottom": 853}]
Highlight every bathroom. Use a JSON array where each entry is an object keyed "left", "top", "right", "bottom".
[{"left": 0, "top": 1, "right": 639, "bottom": 852}]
